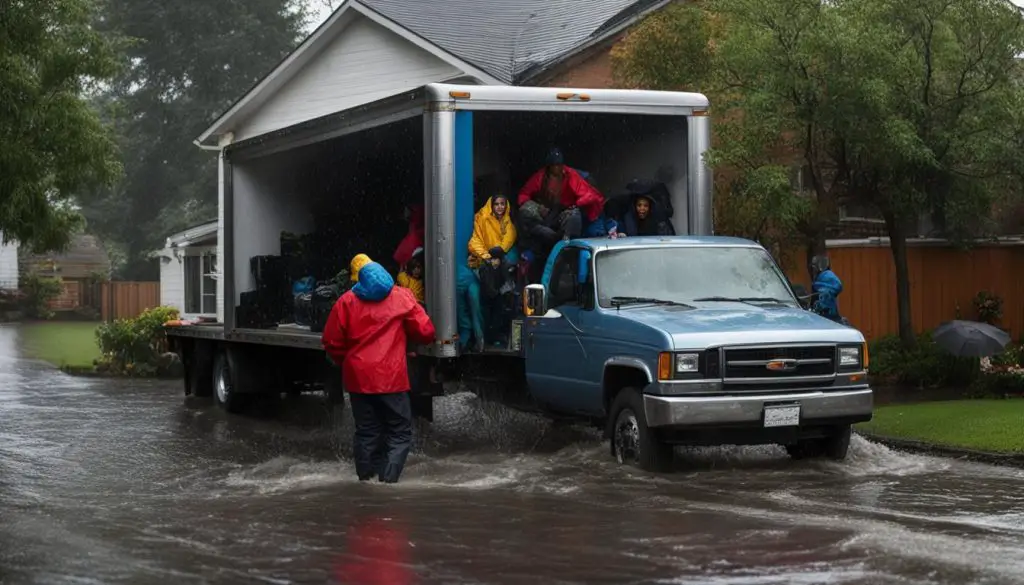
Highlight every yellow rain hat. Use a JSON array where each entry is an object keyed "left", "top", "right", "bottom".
[{"left": 350, "top": 254, "right": 372, "bottom": 282}]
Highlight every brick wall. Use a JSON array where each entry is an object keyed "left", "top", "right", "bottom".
[{"left": 535, "top": 41, "right": 620, "bottom": 89}]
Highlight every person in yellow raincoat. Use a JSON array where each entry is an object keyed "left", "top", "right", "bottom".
[
  {"left": 467, "top": 195, "right": 519, "bottom": 348},
  {"left": 468, "top": 196, "right": 517, "bottom": 269},
  {"left": 396, "top": 247, "right": 425, "bottom": 304}
]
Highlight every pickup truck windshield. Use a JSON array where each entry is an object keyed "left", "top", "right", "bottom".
[{"left": 595, "top": 246, "right": 797, "bottom": 308}]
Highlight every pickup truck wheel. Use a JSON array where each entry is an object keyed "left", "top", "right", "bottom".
[
  {"left": 786, "top": 425, "right": 852, "bottom": 461},
  {"left": 213, "top": 353, "right": 246, "bottom": 414},
  {"left": 609, "top": 388, "right": 674, "bottom": 472}
]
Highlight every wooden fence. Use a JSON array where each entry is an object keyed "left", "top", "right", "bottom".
[
  {"left": 100, "top": 281, "right": 160, "bottom": 321},
  {"left": 782, "top": 243, "right": 1024, "bottom": 342}
]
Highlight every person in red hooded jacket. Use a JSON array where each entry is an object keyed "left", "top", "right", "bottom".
[
  {"left": 321, "top": 256, "right": 436, "bottom": 483},
  {"left": 393, "top": 203, "right": 425, "bottom": 267},
  {"left": 517, "top": 147, "right": 605, "bottom": 222}
]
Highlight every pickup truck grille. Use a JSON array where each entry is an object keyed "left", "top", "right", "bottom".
[{"left": 723, "top": 345, "right": 836, "bottom": 381}]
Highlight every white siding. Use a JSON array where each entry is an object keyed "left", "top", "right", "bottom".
[
  {"left": 234, "top": 15, "right": 461, "bottom": 141},
  {"left": 158, "top": 250, "right": 185, "bottom": 315},
  {"left": 231, "top": 160, "right": 314, "bottom": 308},
  {"left": 0, "top": 234, "right": 18, "bottom": 290}
]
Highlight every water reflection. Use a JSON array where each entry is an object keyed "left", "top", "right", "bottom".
[{"left": 335, "top": 515, "right": 414, "bottom": 585}]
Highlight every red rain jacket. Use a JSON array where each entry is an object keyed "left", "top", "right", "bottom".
[
  {"left": 517, "top": 166, "right": 605, "bottom": 222},
  {"left": 321, "top": 283, "right": 435, "bottom": 394},
  {"left": 393, "top": 204, "right": 425, "bottom": 266}
]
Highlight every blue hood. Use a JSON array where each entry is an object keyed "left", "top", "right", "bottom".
[
  {"left": 352, "top": 262, "right": 394, "bottom": 302},
  {"left": 614, "top": 303, "right": 864, "bottom": 348}
]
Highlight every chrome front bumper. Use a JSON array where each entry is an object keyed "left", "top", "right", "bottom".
[{"left": 643, "top": 387, "right": 873, "bottom": 428}]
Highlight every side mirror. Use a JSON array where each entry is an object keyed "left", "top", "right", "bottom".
[{"left": 524, "top": 284, "right": 547, "bottom": 316}]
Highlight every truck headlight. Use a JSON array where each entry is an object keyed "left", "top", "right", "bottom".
[
  {"left": 658, "top": 352, "right": 705, "bottom": 380},
  {"left": 675, "top": 353, "right": 700, "bottom": 374},
  {"left": 838, "top": 345, "right": 862, "bottom": 370}
]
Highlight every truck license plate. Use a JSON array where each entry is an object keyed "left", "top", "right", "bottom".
[{"left": 763, "top": 405, "right": 800, "bottom": 428}]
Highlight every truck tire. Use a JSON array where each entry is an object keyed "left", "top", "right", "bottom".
[
  {"left": 786, "top": 425, "right": 852, "bottom": 461},
  {"left": 608, "top": 387, "right": 674, "bottom": 472},
  {"left": 213, "top": 352, "right": 246, "bottom": 414}
]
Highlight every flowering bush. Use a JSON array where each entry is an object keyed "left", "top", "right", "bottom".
[
  {"left": 973, "top": 291, "right": 1003, "bottom": 325},
  {"left": 973, "top": 345, "right": 1024, "bottom": 397}
]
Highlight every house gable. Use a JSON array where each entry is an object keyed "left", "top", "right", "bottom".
[{"left": 233, "top": 13, "right": 465, "bottom": 141}]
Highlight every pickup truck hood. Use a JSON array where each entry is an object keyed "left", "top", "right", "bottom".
[{"left": 615, "top": 304, "right": 864, "bottom": 348}]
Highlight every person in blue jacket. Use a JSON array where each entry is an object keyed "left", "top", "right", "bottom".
[{"left": 810, "top": 255, "right": 843, "bottom": 322}]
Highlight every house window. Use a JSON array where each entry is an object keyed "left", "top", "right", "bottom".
[{"left": 184, "top": 252, "right": 217, "bottom": 315}]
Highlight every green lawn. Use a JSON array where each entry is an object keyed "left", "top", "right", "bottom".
[
  {"left": 858, "top": 400, "right": 1024, "bottom": 454},
  {"left": 20, "top": 322, "right": 101, "bottom": 369}
]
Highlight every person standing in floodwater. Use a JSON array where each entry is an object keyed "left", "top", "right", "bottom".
[{"left": 321, "top": 256, "right": 436, "bottom": 483}]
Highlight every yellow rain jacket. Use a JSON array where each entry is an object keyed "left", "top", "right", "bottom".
[
  {"left": 397, "top": 271, "right": 425, "bottom": 303},
  {"left": 468, "top": 197, "right": 517, "bottom": 268}
]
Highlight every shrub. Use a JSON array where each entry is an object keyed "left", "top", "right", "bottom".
[
  {"left": 21, "top": 274, "right": 64, "bottom": 319},
  {"left": 869, "top": 332, "right": 979, "bottom": 388},
  {"left": 971, "top": 345, "right": 1024, "bottom": 397},
  {"left": 95, "top": 306, "right": 180, "bottom": 376},
  {"left": 973, "top": 291, "right": 1003, "bottom": 325}
]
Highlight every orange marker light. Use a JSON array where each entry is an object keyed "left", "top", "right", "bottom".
[{"left": 658, "top": 353, "right": 673, "bottom": 381}]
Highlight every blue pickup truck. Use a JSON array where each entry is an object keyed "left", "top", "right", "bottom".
[{"left": 519, "top": 235, "right": 872, "bottom": 471}]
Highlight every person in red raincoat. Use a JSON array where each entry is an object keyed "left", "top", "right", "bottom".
[
  {"left": 517, "top": 147, "right": 605, "bottom": 222},
  {"left": 393, "top": 204, "right": 425, "bottom": 267},
  {"left": 321, "top": 256, "right": 436, "bottom": 483}
]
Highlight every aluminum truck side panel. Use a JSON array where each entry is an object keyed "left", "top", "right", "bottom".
[
  {"left": 424, "top": 109, "right": 458, "bottom": 358},
  {"left": 687, "top": 114, "right": 713, "bottom": 236}
]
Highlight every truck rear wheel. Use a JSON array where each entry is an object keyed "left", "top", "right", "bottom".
[
  {"left": 608, "top": 388, "right": 674, "bottom": 472},
  {"left": 213, "top": 352, "right": 247, "bottom": 414},
  {"left": 786, "top": 425, "right": 852, "bottom": 461}
]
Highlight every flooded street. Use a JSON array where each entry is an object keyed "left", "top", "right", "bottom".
[{"left": 3, "top": 326, "right": 1024, "bottom": 584}]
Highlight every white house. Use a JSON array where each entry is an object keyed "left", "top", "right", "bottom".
[
  {"left": 0, "top": 233, "right": 18, "bottom": 290},
  {"left": 154, "top": 221, "right": 220, "bottom": 319}
]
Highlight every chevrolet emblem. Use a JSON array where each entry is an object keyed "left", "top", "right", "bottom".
[{"left": 766, "top": 359, "right": 797, "bottom": 372}]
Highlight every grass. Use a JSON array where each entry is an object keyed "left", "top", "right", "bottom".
[
  {"left": 858, "top": 400, "right": 1024, "bottom": 454},
  {"left": 20, "top": 322, "right": 101, "bottom": 370}
]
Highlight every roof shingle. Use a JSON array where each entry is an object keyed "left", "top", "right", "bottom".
[{"left": 358, "top": 0, "right": 664, "bottom": 84}]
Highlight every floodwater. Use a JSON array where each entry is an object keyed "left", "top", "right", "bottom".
[{"left": 3, "top": 326, "right": 1024, "bottom": 585}]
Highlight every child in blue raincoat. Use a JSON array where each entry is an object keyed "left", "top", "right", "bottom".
[{"left": 810, "top": 255, "right": 843, "bottom": 322}]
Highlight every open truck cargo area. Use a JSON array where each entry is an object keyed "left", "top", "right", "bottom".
[{"left": 168, "top": 83, "right": 872, "bottom": 472}]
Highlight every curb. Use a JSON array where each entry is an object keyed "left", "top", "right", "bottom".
[{"left": 859, "top": 432, "right": 1024, "bottom": 468}]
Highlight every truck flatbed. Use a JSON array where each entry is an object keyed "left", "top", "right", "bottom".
[{"left": 167, "top": 324, "right": 323, "bottom": 349}]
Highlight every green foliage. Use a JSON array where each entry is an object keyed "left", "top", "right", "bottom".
[
  {"left": 869, "top": 332, "right": 978, "bottom": 388},
  {"left": 712, "top": 165, "right": 812, "bottom": 264},
  {"left": 610, "top": 2, "right": 713, "bottom": 91},
  {"left": 0, "top": 0, "right": 124, "bottom": 253},
  {"left": 612, "top": 0, "right": 1024, "bottom": 346},
  {"left": 78, "top": 0, "right": 307, "bottom": 278},
  {"left": 95, "top": 305, "right": 179, "bottom": 376},
  {"left": 21, "top": 274, "right": 65, "bottom": 320}
]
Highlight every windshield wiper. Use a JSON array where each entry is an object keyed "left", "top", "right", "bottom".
[
  {"left": 610, "top": 296, "right": 694, "bottom": 309},
  {"left": 694, "top": 296, "right": 794, "bottom": 305}
]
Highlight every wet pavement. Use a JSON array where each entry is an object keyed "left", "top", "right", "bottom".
[{"left": 3, "top": 325, "right": 1024, "bottom": 584}]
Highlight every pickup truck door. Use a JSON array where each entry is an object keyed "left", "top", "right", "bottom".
[{"left": 524, "top": 246, "right": 594, "bottom": 413}]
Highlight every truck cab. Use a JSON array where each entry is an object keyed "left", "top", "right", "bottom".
[{"left": 520, "top": 236, "right": 872, "bottom": 471}]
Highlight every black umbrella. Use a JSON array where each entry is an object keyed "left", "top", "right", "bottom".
[{"left": 932, "top": 320, "right": 1011, "bottom": 357}]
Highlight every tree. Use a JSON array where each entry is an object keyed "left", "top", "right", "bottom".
[
  {"left": 611, "top": 1, "right": 811, "bottom": 270},
  {"left": 613, "top": 0, "right": 1024, "bottom": 347},
  {"left": 79, "top": 0, "right": 308, "bottom": 278},
  {"left": 0, "top": 0, "right": 123, "bottom": 253}
]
